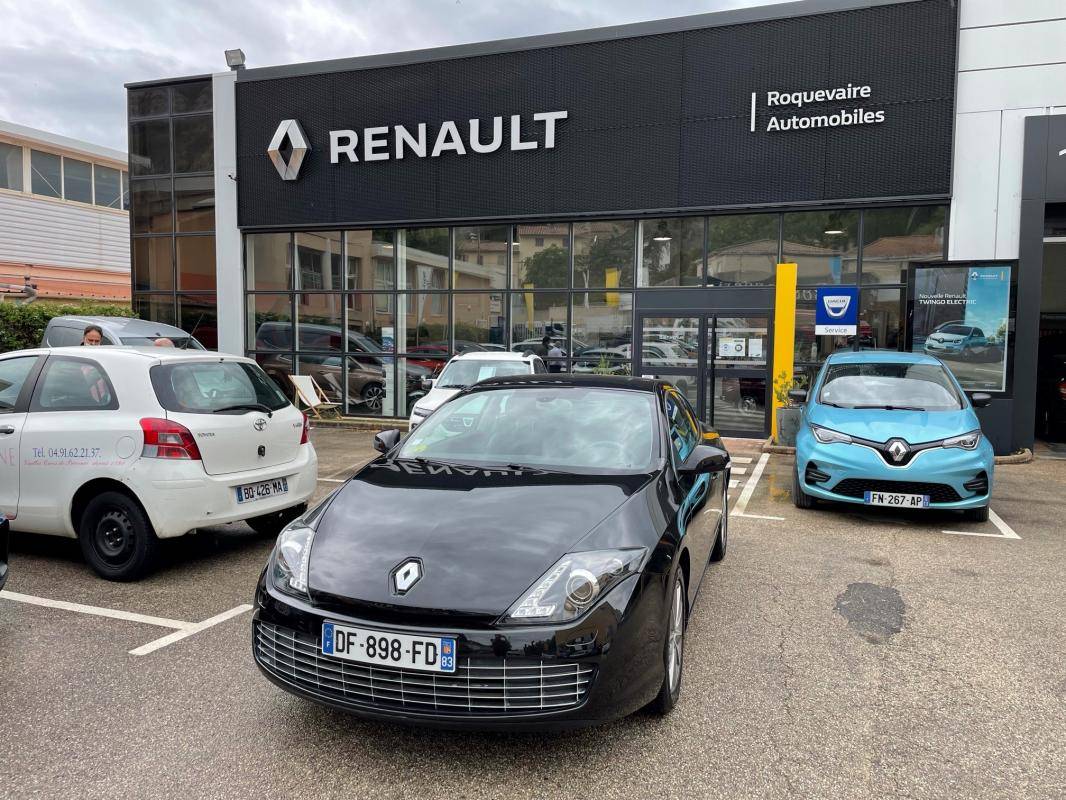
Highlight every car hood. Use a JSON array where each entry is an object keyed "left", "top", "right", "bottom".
[
  {"left": 808, "top": 405, "right": 979, "bottom": 443},
  {"left": 415, "top": 387, "right": 462, "bottom": 413},
  {"left": 307, "top": 460, "right": 652, "bottom": 620},
  {"left": 929, "top": 333, "right": 965, "bottom": 344}
]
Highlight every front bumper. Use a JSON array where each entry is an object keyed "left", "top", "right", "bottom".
[
  {"left": 796, "top": 428, "right": 993, "bottom": 509},
  {"left": 251, "top": 571, "right": 664, "bottom": 730}
]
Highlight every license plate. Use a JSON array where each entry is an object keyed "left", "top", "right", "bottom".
[
  {"left": 234, "top": 477, "right": 289, "bottom": 504},
  {"left": 863, "top": 490, "right": 929, "bottom": 508},
  {"left": 321, "top": 622, "right": 457, "bottom": 673}
]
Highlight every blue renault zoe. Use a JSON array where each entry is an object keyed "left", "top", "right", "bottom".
[{"left": 792, "top": 351, "right": 994, "bottom": 522}]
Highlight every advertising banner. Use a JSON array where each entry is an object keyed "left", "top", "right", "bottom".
[
  {"left": 911, "top": 265, "right": 1011, "bottom": 392},
  {"left": 815, "top": 287, "right": 859, "bottom": 336}
]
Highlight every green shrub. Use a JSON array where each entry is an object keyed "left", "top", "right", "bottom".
[{"left": 0, "top": 301, "right": 136, "bottom": 353}]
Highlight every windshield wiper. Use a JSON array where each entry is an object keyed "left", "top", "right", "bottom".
[
  {"left": 503, "top": 463, "right": 578, "bottom": 475},
  {"left": 820, "top": 401, "right": 848, "bottom": 408},
  {"left": 409, "top": 456, "right": 491, "bottom": 471},
  {"left": 213, "top": 403, "right": 273, "bottom": 416},
  {"left": 850, "top": 404, "right": 927, "bottom": 411}
]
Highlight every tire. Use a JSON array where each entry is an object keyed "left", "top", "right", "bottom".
[
  {"left": 247, "top": 503, "right": 307, "bottom": 537},
  {"left": 963, "top": 504, "right": 990, "bottom": 523},
  {"left": 78, "top": 491, "right": 158, "bottom": 581},
  {"left": 649, "top": 571, "right": 686, "bottom": 716},
  {"left": 361, "top": 383, "right": 386, "bottom": 412},
  {"left": 793, "top": 466, "right": 816, "bottom": 509},
  {"left": 710, "top": 478, "right": 728, "bottom": 562}
]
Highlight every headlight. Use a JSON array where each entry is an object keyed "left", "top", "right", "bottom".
[
  {"left": 502, "top": 548, "right": 645, "bottom": 624},
  {"left": 271, "top": 519, "right": 315, "bottom": 596},
  {"left": 943, "top": 430, "right": 981, "bottom": 450},
  {"left": 811, "top": 424, "right": 853, "bottom": 444}
]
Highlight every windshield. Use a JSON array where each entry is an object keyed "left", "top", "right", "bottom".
[
  {"left": 818, "top": 363, "right": 962, "bottom": 410},
  {"left": 150, "top": 361, "right": 291, "bottom": 413},
  {"left": 398, "top": 387, "right": 657, "bottom": 472},
  {"left": 121, "top": 336, "right": 205, "bottom": 350},
  {"left": 935, "top": 325, "right": 970, "bottom": 337},
  {"left": 436, "top": 359, "right": 530, "bottom": 388}
]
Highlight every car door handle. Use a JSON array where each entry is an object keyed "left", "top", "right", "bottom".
[{"left": 0, "top": 426, "right": 14, "bottom": 435}]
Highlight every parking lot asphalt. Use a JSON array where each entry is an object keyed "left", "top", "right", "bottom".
[{"left": 2, "top": 428, "right": 1065, "bottom": 799}]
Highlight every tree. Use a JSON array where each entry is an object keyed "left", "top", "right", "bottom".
[{"left": 520, "top": 245, "right": 568, "bottom": 288}]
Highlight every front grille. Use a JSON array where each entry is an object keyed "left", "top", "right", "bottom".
[
  {"left": 255, "top": 621, "right": 594, "bottom": 716},
  {"left": 831, "top": 478, "right": 962, "bottom": 504},
  {"left": 963, "top": 472, "right": 989, "bottom": 495}
]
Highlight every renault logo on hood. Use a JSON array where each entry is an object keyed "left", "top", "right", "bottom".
[
  {"left": 822, "top": 294, "right": 852, "bottom": 319},
  {"left": 886, "top": 440, "right": 909, "bottom": 463},
  {"left": 267, "top": 119, "right": 310, "bottom": 181},
  {"left": 391, "top": 558, "right": 423, "bottom": 595}
]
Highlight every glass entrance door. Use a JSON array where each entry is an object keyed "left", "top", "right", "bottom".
[{"left": 638, "top": 314, "right": 770, "bottom": 438}]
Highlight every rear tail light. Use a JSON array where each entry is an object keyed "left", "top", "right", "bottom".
[
  {"left": 139, "top": 418, "right": 201, "bottom": 460},
  {"left": 299, "top": 412, "right": 310, "bottom": 445}
]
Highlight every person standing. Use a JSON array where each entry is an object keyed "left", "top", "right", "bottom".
[
  {"left": 547, "top": 341, "right": 566, "bottom": 373},
  {"left": 531, "top": 335, "right": 551, "bottom": 359}
]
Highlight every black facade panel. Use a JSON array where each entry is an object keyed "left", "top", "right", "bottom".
[{"left": 236, "top": 0, "right": 956, "bottom": 228}]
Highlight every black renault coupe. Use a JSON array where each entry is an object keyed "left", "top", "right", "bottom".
[{"left": 252, "top": 375, "right": 730, "bottom": 729}]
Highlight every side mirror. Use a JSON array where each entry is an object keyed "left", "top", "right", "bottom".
[
  {"left": 679, "top": 444, "right": 730, "bottom": 476},
  {"left": 970, "top": 392, "right": 992, "bottom": 409},
  {"left": 788, "top": 388, "right": 808, "bottom": 405},
  {"left": 421, "top": 377, "right": 435, "bottom": 391},
  {"left": 373, "top": 428, "right": 402, "bottom": 453}
]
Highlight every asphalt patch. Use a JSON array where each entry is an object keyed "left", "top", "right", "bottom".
[{"left": 834, "top": 582, "right": 906, "bottom": 644}]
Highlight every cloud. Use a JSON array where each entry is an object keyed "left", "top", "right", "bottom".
[{"left": 0, "top": 0, "right": 784, "bottom": 151}]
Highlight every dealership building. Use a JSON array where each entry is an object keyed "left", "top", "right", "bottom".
[{"left": 125, "top": 0, "right": 1066, "bottom": 453}]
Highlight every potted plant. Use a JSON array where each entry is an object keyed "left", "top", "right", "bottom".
[{"left": 773, "top": 371, "right": 805, "bottom": 447}]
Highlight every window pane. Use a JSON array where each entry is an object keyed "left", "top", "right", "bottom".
[
  {"left": 640, "top": 217, "right": 703, "bottom": 287},
  {"left": 174, "top": 176, "right": 214, "bottom": 232},
  {"left": 248, "top": 294, "right": 292, "bottom": 349},
  {"left": 131, "top": 178, "right": 172, "bottom": 233},
  {"left": 295, "top": 231, "right": 342, "bottom": 291},
  {"left": 510, "top": 291, "right": 567, "bottom": 352},
  {"left": 861, "top": 206, "right": 946, "bottom": 284},
  {"left": 129, "top": 119, "right": 170, "bottom": 175},
  {"left": 708, "top": 214, "right": 779, "bottom": 285},
  {"left": 133, "top": 237, "right": 174, "bottom": 291},
  {"left": 345, "top": 229, "right": 394, "bottom": 291},
  {"left": 255, "top": 353, "right": 294, "bottom": 400},
  {"left": 513, "top": 224, "right": 568, "bottom": 289},
  {"left": 178, "top": 293, "right": 217, "bottom": 349},
  {"left": 36, "top": 360, "right": 116, "bottom": 410},
  {"left": 571, "top": 292, "right": 633, "bottom": 372},
  {"left": 454, "top": 225, "right": 507, "bottom": 289},
  {"left": 574, "top": 220, "right": 635, "bottom": 289},
  {"left": 94, "top": 165, "right": 121, "bottom": 208},
  {"left": 454, "top": 293, "right": 506, "bottom": 349},
  {"left": 794, "top": 290, "right": 846, "bottom": 382},
  {"left": 403, "top": 293, "right": 449, "bottom": 351},
  {"left": 172, "top": 115, "right": 213, "bottom": 173},
  {"left": 0, "top": 142, "right": 22, "bottom": 191},
  {"left": 172, "top": 82, "right": 212, "bottom": 113},
  {"left": 245, "top": 232, "right": 291, "bottom": 290},
  {"left": 133, "top": 294, "right": 176, "bottom": 326},
  {"left": 401, "top": 227, "right": 448, "bottom": 291},
  {"left": 345, "top": 355, "right": 392, "bottom": 416},
  {"left": 783, "top": 211, "right": 859, "bottom": 285},
  {"left": 296, "top": 294, "right": 344, "bottom": 350},
  {"left": 63, "top": 158, "right": 93, "bottom": 203},
  {"left": 858, "top": 288, "right": 903, "bottom": 350},
  {"left": 0, "top": 357, "right": 38, "bottom": 409},
  {"left": 641, "top": 317, "right": 699, "bottom": 368},
  {"left": 122, "top": 171, "right": 129, "bottom": 210},
  {"left": 177, "top": 235, "right": 216, "bottom": 290},
  {"left": 347, "top": 294, "right": 395, "bottom": 353},
  {"left": 30, "top": 150, "right": 61, "bottom": 198},
  {"left": 128, "top": 86, "right": 169, "bottom": 117}
]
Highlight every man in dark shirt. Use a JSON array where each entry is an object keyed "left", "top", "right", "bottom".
[{"left": 531, "top": 335, "right": 551, "bottom": 359}]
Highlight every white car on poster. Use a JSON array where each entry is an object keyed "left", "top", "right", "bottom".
[{"left": 0, "top": 347, "right": 317, "bottom": 580}]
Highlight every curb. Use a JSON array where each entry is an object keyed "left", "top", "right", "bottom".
[
  {"left": 762, "top": 437, "right": 795, "bottom": 455},
  {"left": 309, "top": 416, "right": 410, "bottom": 433},
  {"left": 760, "top": 437, "right": 1034, "bottom": 465}
]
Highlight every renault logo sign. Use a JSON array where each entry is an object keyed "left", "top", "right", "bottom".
[
  {"left": 391, "top": 558, "right": 423, "bottom": 595},
  {"left": 886, "top": 440, "right": 909, "bottom": 463},
  {"left": 267, "top": 119, "right": 310, "bottom": 181}
]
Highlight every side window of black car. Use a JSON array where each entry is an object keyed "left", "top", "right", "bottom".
[{"left": 664, "top": 390, "right": 698, "bottom": 464}]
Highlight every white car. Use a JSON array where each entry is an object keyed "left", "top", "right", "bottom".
[
  {"left": 408, "top": 351, "right": 546, "bottom": 429},
  {"left": 0, "top": 347, "right": 318, "bottom": 580}
]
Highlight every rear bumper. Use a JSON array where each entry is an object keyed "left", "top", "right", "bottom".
[
  {"left": 796, "top": 428, "right": 993, "bottom": 510},
  {"left": 132, "top": 445, "right": 318, "bottom": 537}
]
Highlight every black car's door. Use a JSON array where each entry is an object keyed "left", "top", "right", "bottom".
[{"left": 663, "top": 387, "right": 716, "bottom": 573}]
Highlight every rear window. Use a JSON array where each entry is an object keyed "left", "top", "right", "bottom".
[
  {"left": 121, "top": 336, "right": 205, "bottom": 350},
  {"left": 818, "top": 362, "right": 962, "bottom": 411},
  {"left": 151, "top": 361, "right": 290, "bottom": 414}
]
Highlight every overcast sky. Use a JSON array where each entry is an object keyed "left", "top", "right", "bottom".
[{"left": 0, "top": 0, "right": 787, "bottom": 152}]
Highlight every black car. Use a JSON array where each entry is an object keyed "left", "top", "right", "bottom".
[{"left": 252, "top": 375, "right": 730, "bottom": 729}]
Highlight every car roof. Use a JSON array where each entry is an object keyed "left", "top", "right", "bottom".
[
  {"left": 33, "top": 346, "right": 250, "bottom": 364},
  {"left": 826, "top": 349, "right": 943, "bottom": 366},
  {"left": 452, "top": 351, "right": 534, "bottom": 361},
  {"left": 472, "top": 374, "right": 662, "bottom": 392},
  {"left": 49, "top": 316, "right": 193, "bottom": 338}
]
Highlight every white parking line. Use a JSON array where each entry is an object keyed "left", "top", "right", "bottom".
[
  {"left": 0, "top": 591, "right": 190, "bottom": 629},
  {"left": 734, "top": 453, "right": 769, "bottom": 516},
  {"left": 731, "top": 456, "right": 753, "bottom": 464},
  {"left": 318, "top": 478, "right": 347, "bottom": 483},
  {"left": 731, "top": 467, "right": 748, "bottom": 475},
  {"left": 942, "top": 508, "right": 1020, "bottom": 540},
  {"left": 128, "top": 605, "right": 253, "bottom": 656}
]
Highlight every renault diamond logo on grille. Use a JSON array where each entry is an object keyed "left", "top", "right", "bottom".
[
  {"left": 886, "top": 439, "right": 909, "bottom": 463},
  {"left": 391, "top": 558, "right": 423, "bottom": 595},
  {"left": 267, "top": 119, "right": 310, "bottom": 181}
]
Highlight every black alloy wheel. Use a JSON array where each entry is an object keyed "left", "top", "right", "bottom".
[
  {"left": 793, "top": 467, "right": 816, "bottom": 509},
  {"left": 247, "top": 504, "right": 308, "bottom": 537},
  {"left": 649, "top": 571, "right": 686, "bottom": 715},
  {"left": 78, "top": 491, "right": 158, "bottom": 581},
  {"left": 362, "top": 383, "right": 386, "bottom": 412}
]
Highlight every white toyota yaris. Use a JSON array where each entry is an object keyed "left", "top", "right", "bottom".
[{"left": 0, "top": 347, "right": 318, "bottom": 580}]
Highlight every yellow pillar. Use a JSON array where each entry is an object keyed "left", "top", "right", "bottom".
[
  {"left": 605, "top": 267, "right": 619, "bottom": 306},
  {"left": 771, "top": 263, "right": 798, "bottom": 442}
]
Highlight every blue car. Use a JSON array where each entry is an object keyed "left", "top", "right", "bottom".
[{"left": 792, "top": 351, "right": 994, "bottom": 522}]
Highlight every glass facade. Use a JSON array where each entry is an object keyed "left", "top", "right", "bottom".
[
  {"left": 127, "top": 79, "right": 216, "bottom": 347},
  {"left": 244, "top": 206, "right": 946, "bottom": 419}
]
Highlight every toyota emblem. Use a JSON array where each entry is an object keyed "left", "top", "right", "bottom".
[{"left": 253, "top": 418, "right": 268, "bottom": 432}]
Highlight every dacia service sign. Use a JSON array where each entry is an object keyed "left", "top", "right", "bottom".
[{"left": 815, "top": 287, "right": 859, "bottom": 336}]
